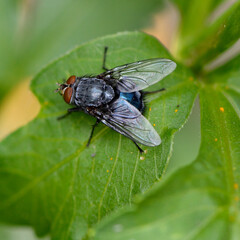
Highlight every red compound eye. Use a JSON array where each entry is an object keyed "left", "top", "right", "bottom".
[
  {"left": 63, "top": 87, "right": 73, "bottom": 104},
  {"left": 66, "top": 75, "right": 76, "bottom": 84}
]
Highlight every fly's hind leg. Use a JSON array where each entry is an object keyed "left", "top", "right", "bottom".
[
  {"left": 57, "top": 107, "right": 82, "bottom": 120},
  {"left": 143, "top": 88, "right": 166, "bottom": 95},
  {"left": 132, "top": 140, "right": 144, "bottom": 154},
  {"left": 87, "top": 119, "right": 100, "bottom": 147},
  {"left": 102, "top": 46, "right": 109, "bottom": 71}
]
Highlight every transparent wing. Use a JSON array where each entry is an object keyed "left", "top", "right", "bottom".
[
  {"left": 101, "top": 58, "right": 176, "bottom": 92},
  {"left": 101, "top": 98, "right": 161, "bottom": 146}
]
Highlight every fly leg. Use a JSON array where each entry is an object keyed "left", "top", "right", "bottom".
[
  {"left": 133, "top": 140, "right": 144, "bottom": 154},
  {"left": 87, "top": 119, "right": 100, "bottom": 147},
  {"left": 143, "top": 88, "right": 166, "bottom": 95},
  {"left": 102, "top": 46, "right": 109, "bottom": 71},
  {"left": 57, "top": 107, "right": 82, "bottom": 120}
]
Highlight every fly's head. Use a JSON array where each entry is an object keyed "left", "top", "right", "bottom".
[{"left": 56, "top": 75, "right": 76, "bottom": 104}]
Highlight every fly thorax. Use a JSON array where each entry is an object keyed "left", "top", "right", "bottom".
[{"left": 74, "top": 78, "right": 115, "bottom": 107}]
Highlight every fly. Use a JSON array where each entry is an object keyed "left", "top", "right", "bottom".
[{"left": 56, "top": 47, "right": 176, "bottom": 153}]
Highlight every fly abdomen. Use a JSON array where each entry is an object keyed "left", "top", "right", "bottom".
[
  {"left": 119, "top": 92, "right": 144, "bottom": 113},
  {"left": 74, "top": 78, "right": 115, "bottom": 107}
]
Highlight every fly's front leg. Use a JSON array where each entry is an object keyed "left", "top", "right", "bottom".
[
  {"left": 87, "top": 119, "right": 100, "bottom": 147},
  {"left": 102, "top": 46, "right": 109, "bottom": 71},
  {"left": 57, "top": 107, "right": 82, "bottom": 120}
]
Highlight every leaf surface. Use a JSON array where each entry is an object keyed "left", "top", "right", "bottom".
[{"left": 0, "top": 32, "right": 197, "bottom": 239}]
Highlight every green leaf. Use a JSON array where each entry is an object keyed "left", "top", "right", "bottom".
[
  {"left": 0, "top": 32, "right": 197, "bottom": 239},
  {"left": 172, "top": 0, "right": 225, "bottom": 52},
  {"left": 92, "top": 55, "right": 240, "bottom": 240},
  {"left": 179, "top": 2, "right": 240, "bottom": 70},
  {"left": 0, "top": 0, "right": 165, "bottom": 103}
]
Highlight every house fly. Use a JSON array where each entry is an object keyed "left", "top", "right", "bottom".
[{"left": 56, "top": 47, "right": 176, "bottom": 153}]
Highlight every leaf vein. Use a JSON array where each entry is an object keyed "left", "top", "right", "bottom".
[{"left": 97, "top": 134, "right": 121, "bottom": 221}]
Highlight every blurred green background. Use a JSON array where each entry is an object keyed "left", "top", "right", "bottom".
[
  {"left": 0, "top": 0, "right": 165, "bottom": 102},
  {"left": 0, "top": 0, "right": 201, "bottom": 239}
]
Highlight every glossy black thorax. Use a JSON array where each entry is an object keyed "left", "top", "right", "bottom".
[
  {"left": 71, "top": 77, "right": 144, "bottom": 113},
  {"left": 72, "top": 77, "right": 115, "bottom": 107}
]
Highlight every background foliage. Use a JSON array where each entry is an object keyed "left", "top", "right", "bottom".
[
  {"left": 0, "top": 0, "right": 239, "bottom": 239},
  {"left": 0, "top": 0, "right": 164, "bottom": 103}
]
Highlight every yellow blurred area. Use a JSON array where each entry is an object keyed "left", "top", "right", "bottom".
[
  {"left": 144, "top": 3, "right": 179, "bottom": 51},
  {"left": 0, "top": 79, "right": 40, "bottom": 140},
  {"left": 0, "top": 4, "right": 179, "bottom": 141}
]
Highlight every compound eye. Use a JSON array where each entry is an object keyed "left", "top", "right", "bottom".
[
  {"left": 63, "top": 87, "right": 73, "bottom": 104},
  {"left": 66, "top": 75, "right": 76, "bottom": 85}
]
